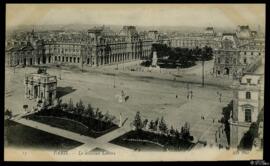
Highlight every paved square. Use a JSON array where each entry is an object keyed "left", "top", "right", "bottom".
[{"left": 5, "top": 64, "right": 233, "bottom": 145}]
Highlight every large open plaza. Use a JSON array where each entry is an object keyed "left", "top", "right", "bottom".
[{"left": 5, "top": 60, "right": 233, "bottom": 148}]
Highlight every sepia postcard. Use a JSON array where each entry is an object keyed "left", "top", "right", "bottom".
[{"left": 4, "top": 3, "right": 266, "bottom": 161}]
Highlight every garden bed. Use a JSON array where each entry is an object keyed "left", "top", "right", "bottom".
[
  {"left": 4, "top": 120, "right": 83, "bottom": 150},
  {"left": 24, "top": 108, "right": 119, "bottom": 138},
  {"left": 110, "top": 130, "right": 195, "bottom": 151}
]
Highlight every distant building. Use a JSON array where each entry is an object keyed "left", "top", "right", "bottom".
[
  {"left": 229, "top": 73, "right": 264, "bottom": 148},
  {"left": 213, "top": 33, "right": 242, "bottom": 78},
  {"left": 236, "top": 25, "right": 251, "bottom": 40},
  {"left": 213, "top": 31, "right": 265, "bottom": 79},
  {"left": 204, "top": 27, "right": 215, "bottom": 36},
  {"left": 6, "top": 26, "right": 153, "bottom": 67},
  {"left": 151, "top": 51, "right": 158, "bottom": 67},
  {"left": 170, "top": 27, "right": 221, "bottom": 49},
  {"left": 24, "top": 68, "right": 57, "bottom": 106},
  {"left": 86, "top": 26, "right": 152, "bottom": 66},
  {"left": 6, "top": 25, "right": 265, "bottom": 71},
  {"left": 5, "top": 30, "right": 44, "bottom": 67}
]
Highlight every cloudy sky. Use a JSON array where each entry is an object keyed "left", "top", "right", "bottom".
[{"left": 6, "top": 4, "right": 265, "bottom": 28}]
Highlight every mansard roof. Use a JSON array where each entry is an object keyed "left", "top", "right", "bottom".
[
  {"left": 21, "top": 43, "right": 35, "bottom": 51},
  {"left": 206, "top": 27, "right": 214, "bottom": 31},
  {"left": 239, "top": 25, "right": 250, "bottom": 30}
]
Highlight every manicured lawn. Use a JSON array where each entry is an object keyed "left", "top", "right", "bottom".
[
  {"left": 25, "top": 110, "right": 119, "bottom": 138},
  {"left": 110, "top": 130, "right": 195, "bottom": 152},
  {"left": 26, "top": 115, "right": 89, "bottom": 135},
  {"left": 111, "top": 139, "right": 165, "bottom": 152},
  {"left": 4, "top": 120, "right": 83, "bottom": 150}
]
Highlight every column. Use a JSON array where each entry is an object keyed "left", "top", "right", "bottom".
[{"left": 25, "top": 82, "right": 28, "bottom": 99}]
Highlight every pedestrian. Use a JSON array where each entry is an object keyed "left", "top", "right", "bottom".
[
  {"left": 176, "top": 95, "right": 178, "bottom": 99},
  {"left": 213, "top": 119, "right": 215, "bottom": 123},
  {"left": 187, "top": 94, "right": 189, "bottom": 100}
]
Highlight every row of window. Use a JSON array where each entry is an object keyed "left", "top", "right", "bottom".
[
  {"left": 46, "top": 48, "right": 81, "bottom": 53},
  {"left": 242, "top": 52, "right": 261, "bottom": 55},
  {"left": 45, "top": 45, "right": 81, "bottom": 50},
  {"left": 217, "top": 57, "right": 248, "bottom": 64},
  {"left": 54, "top": 56, "right": 80, "bottom": 63}
]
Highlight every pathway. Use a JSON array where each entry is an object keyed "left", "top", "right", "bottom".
[{"left": 12, "top": 115, "right": 133, "bottom": 153}]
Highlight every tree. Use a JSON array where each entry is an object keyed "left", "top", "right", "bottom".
[
  {"left": 23, "top": 104, "right": 28, "bottom": 112},
  {"left": 108, "top": 115, "right": 116, "bottom": 124},
  {"left": 76, "top": 99, "right": 85, "bottom": 115},
  {"left": 142, "top": 119, "right": 149, "bottom": 129},
  {"left": 159, "top": 116, "right": 168, "bottom": 134},
  {"left": 133, "top": 111, "right": 143, "bottom": 130},
  {"left": 222, "top": 100, "right": 233, "bottom": 144},
  {"left": 67, "top": 98, "right": 74, "bottom": 113},
  {"left": 181, "top": 122, "right": 191, "bottom": 140},
  {"left": 175, "top": 129, "right": 180, "bottom": 139},
  {"left": 5, "top": 109, "right": 12, "bottom": 119},
  {"left": 148, "top": 120, "right": 155, "bottom": 130},
  {"left": 222, "top": 100, "right": 233, "bottom": 121},
  {"left": 203, "top": 46, "right": 213, "bottom": 61},
  {"left": 154, "top": 118, "right": 159, "bottom": 131},
  {"left": 169, "top": 126, "right": 175, "bottom": 136},
  {"left": 103, "top": 111, "right": 110, "bottom": 122},
  {"left": 56, "top": 98, "right": 62, "bottom": 108},
  {"left": 96, "top": 111, "right": 104, "bottom": 120},
  {"left": 94, "top": 108, "right": 100, "bottom": 119},
  {"left": 239, "top": 122, "right": 259, "bottom": 150},
  {"left": 85, "top": 104, "right": 94, "bottom": 118}
]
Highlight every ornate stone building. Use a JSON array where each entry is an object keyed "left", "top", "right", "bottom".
[
  {"left": 229, "top": 73, "right": 264, "bottom": 148},
  {"left": 24, "top": 68, "right": 57, "bottom": 106},
  {"left": 86, "top": 26, "right": 152, "bottom": 67},
  {"left": 5, "top": 30, "right": 45, "bottom": 67},
  {"left": 213, "top": 32, "right": 265, "bottom": 79},
  {"left": 6, "top": 25, "right": 264, "bottom": 73},
  {"left": 6, "top": 26, "right": 154, "bottom": 67}
]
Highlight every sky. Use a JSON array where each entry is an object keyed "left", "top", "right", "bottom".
[{"left": 6, "top": 4, "right": 265, "bottom": 29}]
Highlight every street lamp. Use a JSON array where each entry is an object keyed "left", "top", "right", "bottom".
[
  {"left": 113, "top": 74, "right": 116, "bottom": 88},
  {"left": 81, "top": 60, "right": 84, "bottom": 72},
  {"left": 200, "top": 46, "right": 206, "bottom": 88}
]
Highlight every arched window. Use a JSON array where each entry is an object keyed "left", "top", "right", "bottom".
[{"left": 246, "top": 91, "right": 251, "bottom": 99}]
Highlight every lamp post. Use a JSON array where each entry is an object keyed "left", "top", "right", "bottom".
[
  {"left": 201, "top": 46, "right": 206, "bottom": 88},
  {"left": 81, "top": 60, "right": 84, "bottom": 72},
  {"left": 202, "top": 59, "right": 205, "bottom": 87},
  {"left": 113, "top": 74, "right": 116, "bottom": 88}
]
